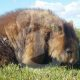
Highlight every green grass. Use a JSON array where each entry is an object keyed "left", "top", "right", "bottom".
[
  {"left": 0, "top": 64, "right": 80, "bottom": 80},
  {"left": 0, "top": 29, "right": 80, "bottom": 80}
]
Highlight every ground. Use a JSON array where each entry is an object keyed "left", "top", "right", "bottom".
[
  {"left": 0, "top": 64, "right": 80, "bottom": 80},
  {"left": 0, "top": 29, "right": 80, "bottom": 80}
]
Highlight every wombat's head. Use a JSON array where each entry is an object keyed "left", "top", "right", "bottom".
[{"left": 49, "top": 22, "right": 79, "bottom": 65}]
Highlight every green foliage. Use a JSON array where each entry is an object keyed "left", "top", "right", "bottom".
[{"left": 75, "top": 29, "right": 80, "bottom": 40}]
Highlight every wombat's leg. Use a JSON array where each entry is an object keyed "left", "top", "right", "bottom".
[{"left": 21, "top": 42, "right": 46, "bottom": 67}]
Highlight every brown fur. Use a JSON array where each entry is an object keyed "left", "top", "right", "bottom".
[
  {"left": 0, "top": 9, "right": 79, "bottom": 67},
  {"left": 0, "top": 37, "right": 17, "bottom": 66}
]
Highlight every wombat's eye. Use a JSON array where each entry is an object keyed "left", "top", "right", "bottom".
[
  {"left": 51, "top": 25, "right": 62, "bottom": 33},
  {"left": 58, "top": 26, "right": 62, "bottom": 31}
]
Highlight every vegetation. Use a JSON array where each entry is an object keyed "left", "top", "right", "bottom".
[
  {"left": 75, "top": 29, "right": 80, "bottom": 40},
  {"left": 0, "top": 29, "right": 80, "bottom": 80},
  {"left": 0, "top": 64, "right": 80, "bottom": 80}
]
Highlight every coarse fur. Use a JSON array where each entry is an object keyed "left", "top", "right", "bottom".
[
  {"left": 0, "top": 37, "right": 17, "bottom": 66},
  {"left": 0, "top": 9, "right": 79, "bottom": 67}
]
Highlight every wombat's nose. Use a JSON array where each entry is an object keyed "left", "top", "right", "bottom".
[{"left": 66, "top": 48, "right": 72, "bottom": 54}]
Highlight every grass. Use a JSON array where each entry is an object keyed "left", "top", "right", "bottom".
[
  {"left": 0, "top": 64, "right": 80, "bottom": 80},
  {"left": 0, "top": 29, "right": 80, "bottom": 80}
]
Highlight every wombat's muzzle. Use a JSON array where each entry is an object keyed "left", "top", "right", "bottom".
[{"left": 65, "top": 48, "right": 72, "bottom": 55}]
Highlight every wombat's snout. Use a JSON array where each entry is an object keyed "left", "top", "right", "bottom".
[{"left": 66, "top": 48, "right": 72, "bottom": 55}]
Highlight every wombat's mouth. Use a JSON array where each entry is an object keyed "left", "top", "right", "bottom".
[
  {"left": 59, "top": 52, "right": 78, "bottom": 65},
  {"left": 51, "top": 50, "right": 78, "bottom": 65}
]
